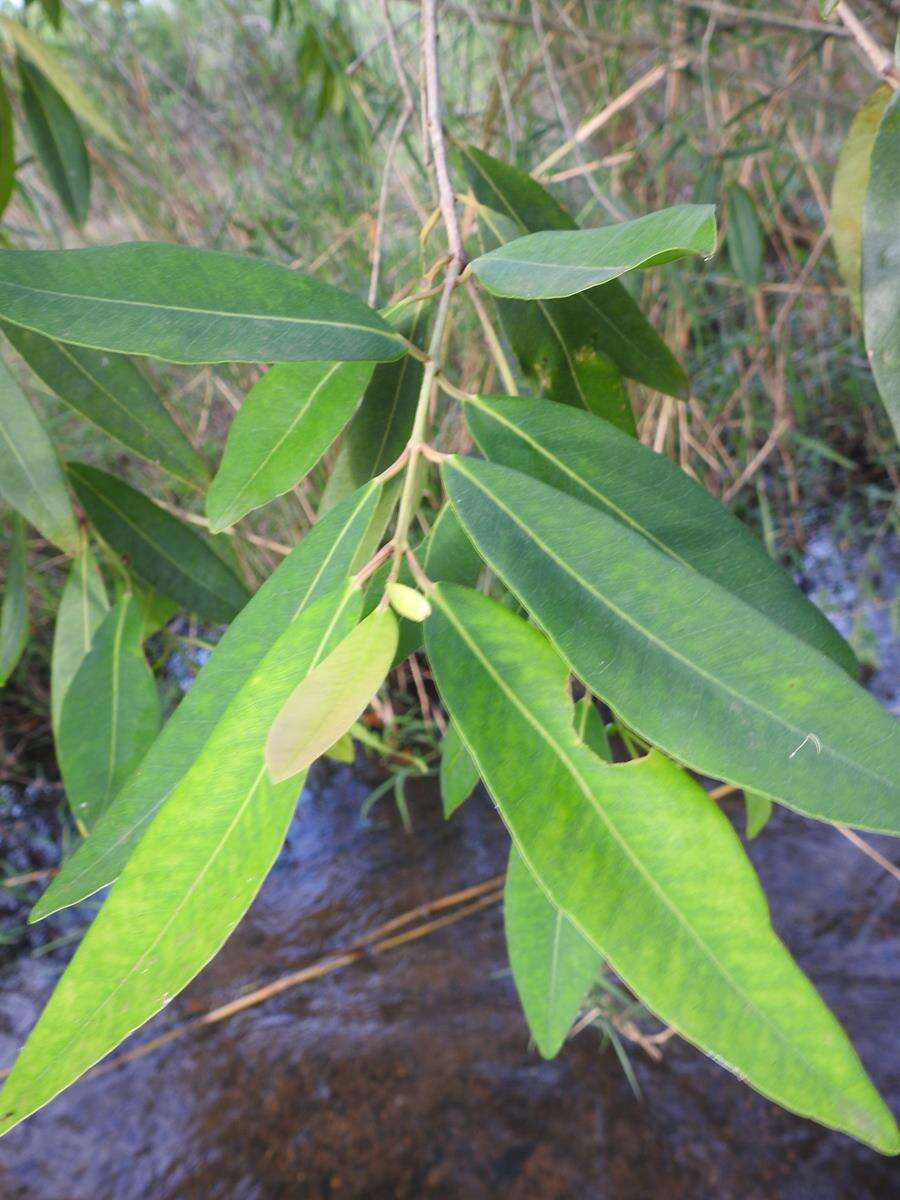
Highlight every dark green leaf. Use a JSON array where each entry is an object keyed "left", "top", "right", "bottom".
[
  {"left": 0, "top": 359, "right": 79, "bottom": 554},
  {"left": 472, "top": 204, "right": 716, "bottom": 299},
  {"left": 426, "top": 582, "right": 898, "bottom": 1152},
  {"left": 2, "top": 323, "right": 209, "bottom": 489},
  {"left": 50, "top": 536, "right": 108, "bottom": 729},
  {"left": 862, "top": 89, "right": 900, "bottom": 441},
  {"left": 57, "top": 595, "right": 161, "bottom": 830},
  {"left": 463, "top": 394, "right": 855, "bottom": 673},
  {"left": 442, "top": 456, "right": 900, "bottom": 834},
  {"left": 206, "top": 360, "right": 373, "bottom": 532},
  {"left": 18, "top": 56, "right": 90, "bottom": 227},
  {"left": 0, "top": 514, "right": 28, "bottom": 686},
  {"left": 460, "top": 144, "right": 687, "bottom": 408},
  {"left": 505, "top": 846, "right": 602, "bottom": 1057},
  {"left": 439, "top": 718, "right": 479, "bottom": 818},
  {"left": 725, "top": 183, "right": 764, "bottom": 289},
  {"left": 67, "top": 463, "right": 249, "bottom": 623},
  {"left": 0, "top": 243, "right": 406, "bottom": 365},
  {"left": 319, "top": 301, "right": 430, "bottom": 512},
  {"left": 0, "top": 64, "right": 14, "bottom": 218},
  {"left": 32, "top": 481, "right": 384, "bottom": 919},
  {"left": 0, "top": 584, "right": 360, "bottom": 1135},
  {"left": 0, "top": 15, "right": 126, "bottom": 150}
]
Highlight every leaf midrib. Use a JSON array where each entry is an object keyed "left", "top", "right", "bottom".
[
  {"left": 38, "top": 484, "right": 377, "bottom": 908},
  {"left": 0, "top": 279, "right": 398, "bottom": 343},
  {"left": 433, "top": 591, "right": 876, "bottom": 1134},
  {"left": 450, "top": 459, "right": 895, "bottom": 794}
]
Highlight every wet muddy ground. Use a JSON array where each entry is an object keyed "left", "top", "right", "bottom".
[{"left": 0, "top": 530, "right": 897, "bottom": 1199}]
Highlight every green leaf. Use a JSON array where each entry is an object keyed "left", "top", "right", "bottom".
[
  {"left": 57, "top": 595, "right": 161, "bottom": 830},
  {"left": 0, "top": 243, "right": 407, "bottom": 366},
  {"left": 862, "top": 88, "right": 900, "bottom": 442},
  {"left": 505, "top": 846, "right": 602, "bottom": 1058},
  {"left": 50, "top": 536, "right": 109, "bottom": 729},
  {"left": 463, "top": 394, "right": 856, "bottom": 673},
  {"left": 459, "top": 144, "right": 687, "bottom": 408},
  {"left": 439, "top": 718, "right": 479, "bottom": 818},
  {"left": 266, "top": 605, "right": 398, "bottom": 781},
  {"left": 2, "top": 323, "right": 209, "bottom": 489},
  {"left": 0, "top": 15, "right": 126, "bottom": 151},
  {"left": 442, "top": 456, "right": 900, "bottom": 834},
  {"left": 319, "top": 301, "right": 429, "bottom": 512},
  {"left": 574, "top": 694, "right": 612, "bottom": 761},
  {"left": 0, "top": 358, "right": 79, "bottom": 554},
  {"left": 745, "top": 792, "right": 773, "bottom": 840},
  {"left": 67, "top": 463, "right": 249, "bottom": 624},
  {"left": 425, "top": 583, "right": 899, "bottom": 1152},
  {"left": 324, "top": 730, "right": 355, "bottom": 763},
  {"left": 17, "top": 56, "right": 90, "bottom": 227},
  {"left": 206, "top": 360, "right": 373, "bottom": 532},
  {"left": 0, "top": 64, "right": 14, "bottom": 218},
  {"left": 31, "top": 481, "right": 384, "bottom": 920},
  {"left": 0, "top": 584, "right": 360, "bottom": 1135},
  {"left": 832, "top": 87, "right": 890, "bottom": 318},
  {"left": 0, "top": 514, "right": 28, "bottom": 686},
  {"left": 471, "top": 204, "right": 716, "bottom": 299},
  {"left": 725, "top": 183, "right": 764, "bottom": 289}
]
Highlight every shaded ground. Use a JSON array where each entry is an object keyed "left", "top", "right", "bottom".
[{"left": 0, "top": 763, "right": 898, "bottom": 1200}]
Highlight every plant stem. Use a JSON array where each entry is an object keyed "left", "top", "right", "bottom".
[
  {"left": 422, "top": 0, "right": 466, "bottom": 265},
  {"left": 389, "top": 253, "right": 463, "bottom": 579}
]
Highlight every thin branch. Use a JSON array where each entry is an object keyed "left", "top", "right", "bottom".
[
  {"left": 835, "top": 1, "right": 900, "bottom": 87},
  {"left": 422, "top": 0, "right": 466, "bottom": 264}
]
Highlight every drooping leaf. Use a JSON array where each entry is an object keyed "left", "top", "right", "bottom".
[
  {"left": 32, "top": 481, "right": 384, "bottom": 920},
  {"left": 471, "top": 204, "right": 716, "bottom": 299},
  {"left": 425, "top": 583, "right": 899, "bottom": 1152},
  {"left": 17, "top": 56, "right": 90, "bottom": 227},
  {"left": 745, "top": 792, "right": 773, "bottom": 840},
  {"left": 57, "top": 595, "right": 161, "bottom": 831},
  {"left": 0, "top": 15, "right": 126, "bottom": 150},
  {"left": 0, "top": 243, "right": 406, "bottom": 365},
  {"left": 0, "top": 64, "right": 14, "bottom": 218},
  {"left": 0, "top": 514, "right": 28, "bottom": 686},
  {"left": 832, "top": 87, "right": 890, "bottom": 318},
  {"left": 67, "top": 464, "right": 249, "bottom": 623},
  {"left": 463, "top": 394, "right": 855, "bottom": 673},
  {"left": 460, "top": 143, "right": 687, "bottom": 409},
  {"left": 725, "top": 183, "right": 764, "bottom": 289},
  {"left": 266, "top": 605, "right": 398, "bottom": 781},
  {"left": 2, "top": 324, "right": 208, "bottom": 489},
  {"left": 0, "top": 585, "right": 360, "bottom": 1135},
  {"left": 442, "top": 457, "right": 900, "bottom": 834},
  {"left": 206, "top": 360, "right": 373, "bottom": 532},
  {"left": 504, "top": 846, "right": 602, "bottom": 1058},
  {"left": 319, "top": 301, "right": 430, "bottom": 512},
  {"left": 50, "top": 536, "right": 109, "bottom": 729},
  {"left": 0, "top": 358, "right": 79, "bottom": 554},
  {"left": 439, "top": 718, "right": 479, "bottom": 818},
  {"left": 474, "top": 203, "right": 637, "bottom": 434},
  {"left": 862, "top": 89, "right": 900, "bottom": 442}
]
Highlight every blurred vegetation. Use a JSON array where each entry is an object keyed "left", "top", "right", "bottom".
[{"left": 1, "top": 0, "right": 897, "bottom": 781}]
